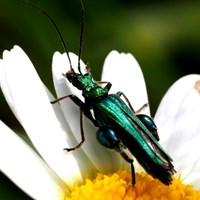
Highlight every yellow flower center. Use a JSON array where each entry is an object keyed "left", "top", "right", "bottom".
[{"left": 66, "top": 170, "right": 200, "bottom": 200}]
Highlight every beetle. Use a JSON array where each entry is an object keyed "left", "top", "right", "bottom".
[
  {"left": 53, "top": 65, "right": 176, "bottom": 185},
  {"left": 24, "top": 0, "right": 176, "bottom": 185}
]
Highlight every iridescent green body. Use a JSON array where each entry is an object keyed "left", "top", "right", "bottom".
[
  {"left": 26, "top": 0, "right": 175, "bottom": 185},
  {"left": 64, "top": 71, "right": 176, "bottom": 185},
  {"left": 22, "top": 0, "right": 175, "bottom": 186}
]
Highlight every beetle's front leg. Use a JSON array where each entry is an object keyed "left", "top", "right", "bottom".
[
  {"left": 51, "top": 94, "right": 98, "bottom": 126},
  {"left": 69, "top": 95, "right": 98, "bottom": 126},
  {"left": 51, "top": 94, "right": 97, "bottom": 151},
  {"left": 64, "top": 108, "right": 85, "bottom": 152}
]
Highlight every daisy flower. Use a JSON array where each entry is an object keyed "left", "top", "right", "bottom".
[{"left": 0, "top": 45, "right": 200, "bottom": 199}]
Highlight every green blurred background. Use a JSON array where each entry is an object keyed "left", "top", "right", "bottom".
[{"left": 0, "top": 0, "right": 200, "bottom": 199}]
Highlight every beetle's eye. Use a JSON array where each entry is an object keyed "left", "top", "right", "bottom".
[{"left": 65, "top": 71, "right": 74, "bottom": 82}]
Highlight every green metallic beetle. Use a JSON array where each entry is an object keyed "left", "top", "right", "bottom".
[
  {"left": 24, "top": 0, "right": 176, "bottom": 185},
  {"left": 56, "top": 67, "right": 176, "bottom": 185}
]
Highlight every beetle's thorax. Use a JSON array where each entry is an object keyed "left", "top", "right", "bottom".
[{"left": 67, "top": 72, "right": 107, "bottom": 100}]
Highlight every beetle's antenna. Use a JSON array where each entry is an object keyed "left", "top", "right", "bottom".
[
  {"left": 78, "top": 0, "right": 84, "bottom": 74},
  {"left": 21, "top": 0, "right": 74, "bottom": 71}
]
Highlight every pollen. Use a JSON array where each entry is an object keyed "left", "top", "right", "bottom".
[{"left": 66, "top": 170, "right": 200, "bottom": 200}]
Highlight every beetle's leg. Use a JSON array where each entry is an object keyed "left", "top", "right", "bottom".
[
  {"left": 137, "top": 114, "right": 159, "bottom": 141},
  {"left": 70, "top": 95, "right": 99, "bottom": 126},
  {"left": 98, "top": 81, "right": 109, "bottom": 85},
  {"left": 64, "top": 108, "right": 85, "bottom": 152},
  {"left": 134, "top": 103, "right": 148, "bottom": 114},
  {"left": 51, "top": 95, "right": 98, "bottom": 151},
  {"left": 104, "top": 82, "right": 112, "bottom": 92},
  {"left": 96, "top": 126, "right": 135, "bottom": 185},
  {"left": 96, "top": 126, "right": 122, "bottom": 151},
  {"left": 116, "top": 91, "right": 148, "bottom": 114},
  {"left": 51, "top": 94, "right": 98, "bottom": 126},
  {"left": 97, "top": 81, "right": 112, "bottom": 93},
  {"left": 120, "top": 151, "right": 135, "bottom": 185},
  {"left": 51, "top": 95, "right": 70, "bottom": 104}
]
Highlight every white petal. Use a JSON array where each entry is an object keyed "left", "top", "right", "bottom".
[
  {"left": 0, "top": 121, "right": 69, "bottom": 200},
  {"left": 101, "top": 51, "right": 150, "bottom": 115},
  {"left": 154, "top": 74, "right": 200, "bottom": 189},
  {"left": 52, "top": 52, "right": 123, "bottom": 174},
  {"left": 0, "top": 46, "right": 82, "bottom": 185}
]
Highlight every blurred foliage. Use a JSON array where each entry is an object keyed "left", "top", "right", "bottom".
[{"left": 0, "top": 0, "right": 200, "bottom": 199}]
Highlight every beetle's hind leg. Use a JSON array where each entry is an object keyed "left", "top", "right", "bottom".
[
  {"left": 116, "top": 91, "right": 148, "bottom": 114},
  {"left": 96, "top": 126, "right": 136, "bottom": 185},
  {"left": 120, "top": 151, "right": 135, "bottom": 185}
]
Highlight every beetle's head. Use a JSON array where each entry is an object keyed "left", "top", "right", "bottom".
[
  {"left": 62, "top": 69, "right": 81, "bottom": 89},
  {"left": 62, "top": 59, "right": 94, "bottom": 91},
  {"left": 63, "top": 68, "right": 92, "bottom": 91}
]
